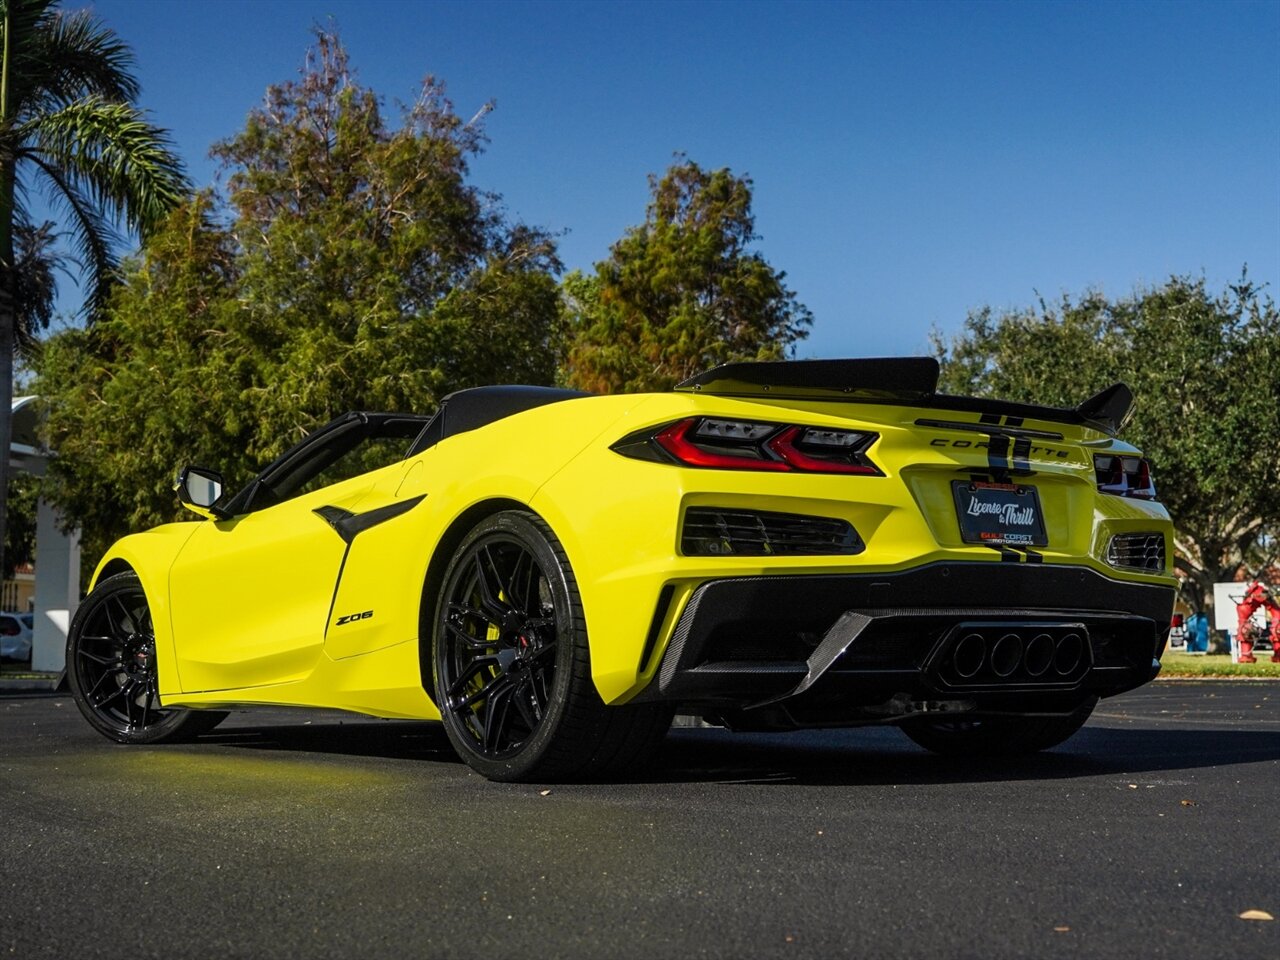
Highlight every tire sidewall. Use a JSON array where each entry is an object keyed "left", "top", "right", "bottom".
[
  {"left": 66, "top": 572, "right": 193, "bottom": 744},
  {"left": 431, "top": 511, "right": 584, "bottom": 781}
]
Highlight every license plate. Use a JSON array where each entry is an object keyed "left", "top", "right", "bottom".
[{"left": 951, "top": 480, "right": 1048, "bottom": 547}]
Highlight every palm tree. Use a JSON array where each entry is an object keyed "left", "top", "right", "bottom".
[{"left": 0, "top": 0, "right": 188, "bottom": 575}]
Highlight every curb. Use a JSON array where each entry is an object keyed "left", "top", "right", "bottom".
[{"left": 0, "top": 670, "right": 66, "bottom": 694}]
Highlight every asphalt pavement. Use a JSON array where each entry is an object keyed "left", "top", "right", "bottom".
[{"left": 2, "top": 682, "right": 1278, "bottom": 959}]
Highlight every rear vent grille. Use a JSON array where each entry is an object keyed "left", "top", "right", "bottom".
[
  {"left": 1106, "top": 533, "right": 1165, "bottom": 572},
  {"left": 682, "top": 508, "right": 863, "bottom": 557}
]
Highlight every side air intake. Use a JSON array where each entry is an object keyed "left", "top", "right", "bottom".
[{"left": 681, "top": 508, "right": 864, "bottom": 557}]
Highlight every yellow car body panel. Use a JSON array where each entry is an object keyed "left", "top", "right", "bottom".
[
  {"left": 88, "top": 371, "right": 1176, "bottom": 723},
  {"left": 531, "top": 393, "right": 1175, "bottom": 703}
]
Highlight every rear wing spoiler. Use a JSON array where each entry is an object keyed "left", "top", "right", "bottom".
[{"left": 674, "top": 358, "right": 1134, "bottom": 436}]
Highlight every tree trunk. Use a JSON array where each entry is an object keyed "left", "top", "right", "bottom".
[{"left": 0, "top": 7, "right": 13, "bottom": 584}]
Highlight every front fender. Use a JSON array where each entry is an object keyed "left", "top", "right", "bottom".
[{"left": 90, "top": 522, "right": 204, "bottom": 698}]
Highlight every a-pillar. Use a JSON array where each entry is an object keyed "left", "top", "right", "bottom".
[{"left": 31, "top": 498, "right": 81, "bottom": 673}]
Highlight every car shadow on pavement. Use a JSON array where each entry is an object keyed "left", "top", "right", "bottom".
[
  {"left": 198, "top": 718, "right": 462, "bottom": 764},
  {"left": 194, "top": 717, "right": 1280, "bottom": 786},
  {"left": 643, "top": 724, "right": 1280, "bottom": 786}
]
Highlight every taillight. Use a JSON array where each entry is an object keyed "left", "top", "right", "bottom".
[
  {"left": 613, "top": 417, "right": 880, "bottom": 475},
  {"left": 1093, "top": 454, "right": 1157, "bottom": 500}
]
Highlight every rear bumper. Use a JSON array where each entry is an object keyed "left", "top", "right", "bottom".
[{"left": 633, "top": 561, "right": 1174, "bottom": 728}]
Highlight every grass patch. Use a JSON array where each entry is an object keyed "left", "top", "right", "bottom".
[{"left": 1160, "top": 650, "right": 1280, "bottom": 679}]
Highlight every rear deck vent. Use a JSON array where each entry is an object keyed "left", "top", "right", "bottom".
[
  {"left": 681, "top": 508, "right": 863, "bottom": 557},
  {"left": 1106, "top": 533, "right": 1165, "bottom": 572}
]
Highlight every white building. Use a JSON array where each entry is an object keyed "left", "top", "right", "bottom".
[{"left": 10, "top": 396, "right": 81, "bottom": 672}]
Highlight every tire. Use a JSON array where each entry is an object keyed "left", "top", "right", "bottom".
[
  {"left": 431, "top": 510, "right": 672, "bottom": 782},
  {"left": 67, "top": 572, "right": 227, "bottom": 744},
  {"left": 900, "top": 697, "right": 1098, "bottom": 757}
]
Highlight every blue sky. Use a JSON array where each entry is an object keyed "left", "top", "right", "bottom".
[{"left": 78, "top": 0, "right": 1279, "bottom": 358}]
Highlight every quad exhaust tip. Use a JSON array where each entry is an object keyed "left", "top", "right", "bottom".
[{"left": 938, "top": 625, "right": 1089, "bottom": 687}]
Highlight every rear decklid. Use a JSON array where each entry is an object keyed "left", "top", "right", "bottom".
[{"left": 675, "top": 358, "right": 1158, "bottom": 563}]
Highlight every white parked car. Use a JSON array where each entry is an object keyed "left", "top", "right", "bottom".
[{"left": 0, "top": 612, "right": 33, "bottom": 662}]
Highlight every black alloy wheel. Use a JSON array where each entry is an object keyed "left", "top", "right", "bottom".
[
  {"left": 900, "top": 697, "right": 1098, "bottom": 757},
  {"left": 433, "top": 511, "right": 672, "bottom": 782},
  {"left": 67, "top": 573, "right": 226, "bottom": 744}
]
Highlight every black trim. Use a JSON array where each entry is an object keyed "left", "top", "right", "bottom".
[
  {"left": 1076, "top": 383, "right": 1134, "bottom": 435},
  {"left": 323, "top": 542, "right": 354, "bottom": 637},
  {"left": 312, "top": 494, "right": 426, "bottom": 545},
  {"left": 313, "top": 505, "right": 354, "bottom": 536},
  {"left": 675, "top": 358, "right": 1134, "bottom": 437},
  {"left": 638, "top": 586, "right": 676, "bottom": 675},
  {"left": 314, "top": 494, "right": 427, "bottom": 637},
  {"left": 915, "top": 418, "right": 1064, "bottom": 441},
  {"left": 676, "top": 358, "right": 940, "bottom": 400},
  {"left": 223, "top": 412, "right": 429, "bottom": 516},
  {"left": 409, "top": 386, "right": 589, "bottom": 455},
  {"left": 634, "top": 562, "right": 1174, "bottom": 718}
]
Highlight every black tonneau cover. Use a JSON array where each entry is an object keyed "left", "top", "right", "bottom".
[{"left": 674, "top": 358, "right": 1134, "bottom": 436}]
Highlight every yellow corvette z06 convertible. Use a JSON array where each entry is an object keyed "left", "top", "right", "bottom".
[{"left": 67, "top": 358, "right": 1176, "bottom": 781}]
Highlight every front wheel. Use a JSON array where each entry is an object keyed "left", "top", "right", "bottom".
[
  {"left": 67, "top": 572, "right": 227, "bottom": 744},
  {"left": 432, "top": 511, "right": 671, "bottom": 782},
  {"left": 900, "top": 698, "right": 1098, "bottom": 757}
]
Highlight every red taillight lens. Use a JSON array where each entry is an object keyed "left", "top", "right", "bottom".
[
  {"left": 615, "top": 417, "right": 881, "bottom": 475},
  {"left": 654, "top": 419, "right": 789, "bottom": 471},
  {"left": 765, "top": 427, "right": 878, "bottom": 475},
  {"left": 1093, "top": 454, "right": 1157, "bottom": 500}
]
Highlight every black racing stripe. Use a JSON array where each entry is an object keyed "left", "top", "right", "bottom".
[
  {"left": 1012, "top": 435, "right": 1033, "bottom": 475},
  {"left": 1004, "top": 416, "right": 1024, "bottom": 427},
  {"left": 1023, "top": 549, "right": 1044, "bottom": 564},
  {"left": 979, "top": 413, "right": 1002, "bottom": 425},
  {"left": 1001, "top": 547, "right": 1021, "bottom": 562},
  {"left": 986, "top": 433, "right": 1012, "bottom": 482}
]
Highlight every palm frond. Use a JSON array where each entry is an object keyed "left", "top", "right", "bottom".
[
  {"left": 18, "top": 8, "right": 140, "bottom": 114},
  {"left": 25, "top": 96, "right": 189, "bottom": 234},
  {"left": 10, "top": 218, "right": 67, "bottom": 351},
  {"left": 1, "top": 0, "right": 61, "bottom": 114},
  {"left": 26, "top": 152, "right": 119, "bottom": 318}
]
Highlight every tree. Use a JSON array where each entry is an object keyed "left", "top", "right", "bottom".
[
  {"left": 563, "top": 158, "right": 811, "bottom": 393},
  {"left": 36, "top": 30, "right": 562, "bottom": 552},
  {"left": 933, "top": 275, "right": 1280, "bottom": 616},
  {"left": 206, "top": 30, "right": 560, "bottom": 451},
  {"left": 0, "top": 0, "right": 188, "bottom": 574}
]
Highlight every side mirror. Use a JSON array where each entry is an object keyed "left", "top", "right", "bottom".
[{"left": 174, "top": 465, "right": 227, "bottom": 519}]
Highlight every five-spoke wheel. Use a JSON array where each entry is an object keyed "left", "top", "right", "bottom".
[
  {"left": 67, "top": 572, "right": 225, "bottom": 744},
  {"left": 433, "top": 511, "right": 671, "bottom": 782}
]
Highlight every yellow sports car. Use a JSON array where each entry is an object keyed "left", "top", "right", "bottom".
[{"left": 66, "top": 358, "right": 1176, "bottom": 781}]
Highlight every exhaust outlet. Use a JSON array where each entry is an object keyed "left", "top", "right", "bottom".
[
  {"left": 952, "top": 632, "right": 986, "bottom": 679},
  {"left": 1024, "top": 633, "right": 1055, "bottom": 677},
  {"left": 932, "top": 621, "right": 1092, "bottom": 688},
  {"left": 990, "top": 633, "right": 1023, "bottom": 678},
  {"left": 1054, "top": 632, "right": 1084, "bottom": 676}
]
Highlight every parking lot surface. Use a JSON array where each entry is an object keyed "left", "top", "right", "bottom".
[{"left": 2, "top": 682, "right": 1278, "bottom": 959}]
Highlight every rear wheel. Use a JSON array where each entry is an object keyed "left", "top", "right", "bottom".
[
  {"left": 67, "top": 572, "right": 226, "bottom": 744},
  {"left": 432, "top": 510, "right": 671, "bottom": 782},
  {"left": 901, "top": 698, "right": 1097, "bottom": 757}
]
